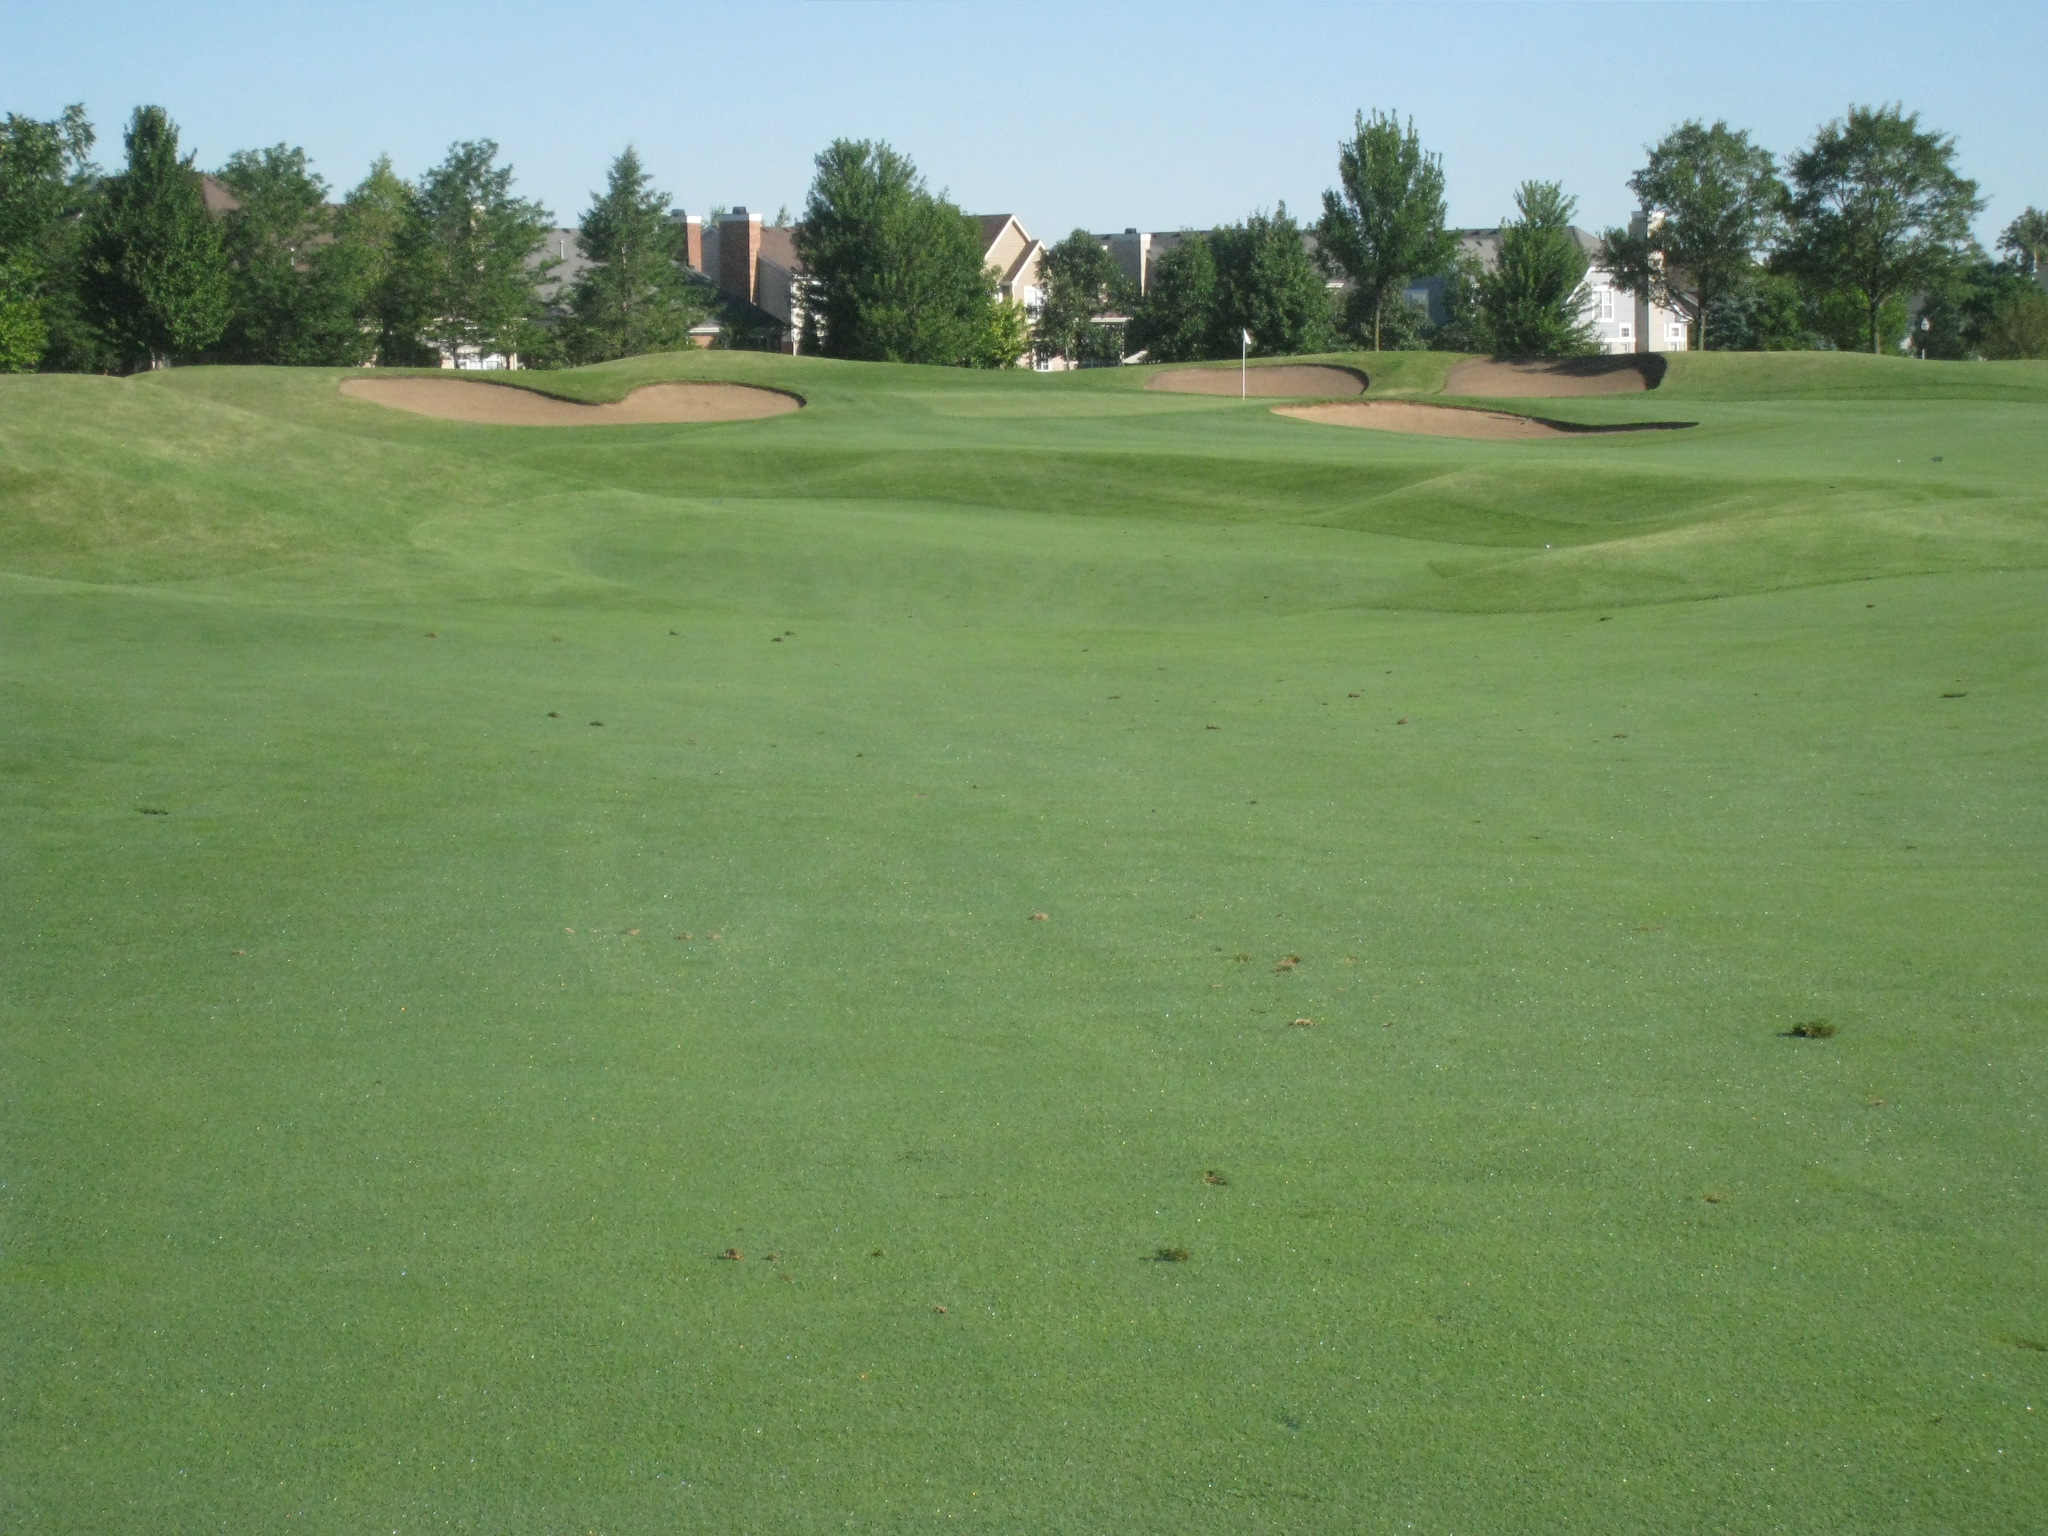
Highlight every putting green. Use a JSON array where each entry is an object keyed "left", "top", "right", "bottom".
[{"left": 3, "top": 350, "right": 2045, "bottom": 1533}]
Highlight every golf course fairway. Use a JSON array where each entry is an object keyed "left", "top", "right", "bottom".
[{"left": 3, "top": 350, "right": 2045, "bottom": 1532}]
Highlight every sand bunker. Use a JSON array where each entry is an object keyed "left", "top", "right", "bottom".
[
  {"left": 339, "top": 377, "right": 802, "bottom": 425},
  {"left": 1444, "top": 355, "right": 1665, "bottom": 397},
  {"left": 1276, "top": 401, "right": 1695, "bottom": 440},
  {"left": 1148, "top": 364, "right": 1367, "bottom": 397}
]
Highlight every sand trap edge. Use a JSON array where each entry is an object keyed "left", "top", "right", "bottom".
[
  {"left": 339, "top": 376, "right": 805, "bottom": 426},
  {"left": 1275, "top": 400, "right": 1696, "bottom": 440}
]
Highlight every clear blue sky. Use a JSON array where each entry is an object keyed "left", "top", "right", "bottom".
[{"left": 5, "top": 2, "right": 2038, "bottom": 243}]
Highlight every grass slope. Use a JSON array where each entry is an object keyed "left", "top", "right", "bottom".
[{"left": 2, "top": 352, "right": 2045, "bottom": 1533}]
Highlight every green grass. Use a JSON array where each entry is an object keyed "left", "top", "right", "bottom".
[{"left": 3, "top": 350, "right": 2045, "bottom": 1533}]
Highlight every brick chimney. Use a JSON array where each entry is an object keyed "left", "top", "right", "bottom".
[
  {"left": 718, "top": 208, "right": 761, "bottom": 305},
  {"left": 682, "top": 214, "right": 703, "bottom": 273}
]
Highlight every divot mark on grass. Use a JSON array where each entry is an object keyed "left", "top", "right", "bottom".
[
  {"left": 138, "top": 807, "right": 167, "bottom": 815},
  {"left": 719, "top": 1248, "right": 743, "bottom": 1262},
  {"left": 1786, "top": 1020, "right": 1837, "bottom": 1039},
  {"left": 1153, "top": 1247, "right": 1192, "bottom": 1263},
  {"left": 1204, "top": 1170, "right": 1230, "bottom": 1185}
]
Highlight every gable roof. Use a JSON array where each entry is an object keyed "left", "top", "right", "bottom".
[{"left": 976, "top": 214, "right": 1017, "bottom": 252}]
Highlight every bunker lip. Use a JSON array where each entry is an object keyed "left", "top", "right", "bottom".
[
  {"left": 1276, "top": 400, "right": 1697, "bottom": 440},
  {"left": 1147, "top": 364, "right": 1368, "bottom": 397},
  {"left": 1445, "top": 354, "right": 1667, "bottom": 397},
  {"left": 339, "top": 377, "right": 804, "bottom": 425}
]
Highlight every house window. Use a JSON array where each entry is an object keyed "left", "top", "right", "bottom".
[
  {"left": 1618, "top": 324, "right": 1632, "bottom": 340},
  {"left": 1596, "top": 288, "right": 1614, "bottom": 322}
]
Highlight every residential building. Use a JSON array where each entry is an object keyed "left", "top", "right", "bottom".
[
  {"left": 699, "top": 208, "right": 1045, "bottom": 355},
  {"left": 1099, "top": 220, "right": 1689, "bottom": 355}
]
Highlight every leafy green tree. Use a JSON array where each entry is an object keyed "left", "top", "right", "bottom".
[
  {"left": 1209, "top": 204, "right": 1333, "bottom": 357},
  {"left": 1913, "top": 257, "right": 2041, "bottom": 358},
  {"left": 408, "top": 139, "right": 551, "bottom": 364},
  {"left": 1700, "top": 265, "right": 1826, "bottom": 351},
  {"left": 1477, "top": 181, "right": 1598, "bottom": 356},
  {"left": 1032, "top": 229, "right": 1130, "bottom": 365},
  {"left": 325, "top": 157, "right": 429, "bottom": 366},
  {"left": 968, "top": 296, "right": 1031, "bottom": 369},
  {"left": 1978, "top": 287, "right": 2048, "bottom": 359},
  {"left": 79, "top": 106, "right": 230, "bottom": 368},
  {"left": 1429, "top": 252, "right": 1488, "bottom": 352},
  {"left": 1997, "top": 208, "right": 2048, "bottom": 277},
  {"left": 558, "top": 147, "right": 709, "bottom": 363},
  {"left": 794, "top": 138, "right": 997, "bottom": 365},
  {"left": 1600, "top": 119, "right": 1784, "bottom": 350},
  {"left": 0, "top": 253, "right": 46, "bottom": 370},
  {"left": 1125, "top": 234, "right": 1218, "bottom": 362},
  {"left": 1782, "top": 104, "right": 1983, "bottom": 354},
  {"left": 1315, "top": 109, "right": 1453, "bottom": 350},
  {"left": 0, "top": 104, "right": 97, "bottom": 370},
  {"left": 215, "top": 144, "right": 335, "bottom": 363}
]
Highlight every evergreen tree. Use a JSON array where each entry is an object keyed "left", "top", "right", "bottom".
[
  {"left": 80, "top": 106, "right": 229, "bottom": 368},
  {"left": 1125, "top": 234, "right": 1218, "bottom": 362},
  {"left": 1782, "top": 104, "right": 1982, "bottom": 354},
  {"left": 1209, "top": 205, "right": 1335, "bottom": 357},
  {"left": 1600, "top": 120, "right": 1785, "bottom": 350},
  {"left": 1032, "top": 229, "right": 1130, "bottom": 366},
  {"left": 215, "top": 144, "right": 333, "bottom": 363},
  {"left": 1477, "top": 182, "right": 1599, "bottom": 356},
  {"left": 559, "top": 147, "right": 708, "bottom": 363},
  {"left": 408, "top": 140, "right": 551, "bottom": 364},
  {"left": 1315, "top": 110, "right": 1454, "bottom": 350},
  {"left": 795, "top": 139, "right": 997, "bottom": 365}
]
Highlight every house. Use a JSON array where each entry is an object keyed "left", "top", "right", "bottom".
[
  {"left": 1402, "top": 225, "right": 1690, "bottom": 354},
  {"left": 698, "top": 208, "right": 1045, "bottom": 354},
  {"left": 1097, "top": 221, "right": 1690, "bottom": 355}
]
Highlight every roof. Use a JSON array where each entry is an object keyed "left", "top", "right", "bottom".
[
  {"left": 199, "top": 174, "right": 241, "bottom": 215},
  {"left": 757, "top": 224, "right": 802, "bottom": 274},
  {"left": 975, "top": 214, "right": 1019, "bottom": 254}
]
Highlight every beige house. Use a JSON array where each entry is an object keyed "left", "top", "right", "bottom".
[{"left": 699, "top": 209, "right": 1043, "bottom": 354}]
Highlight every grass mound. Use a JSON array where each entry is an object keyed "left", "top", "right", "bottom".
[{"left": 2, "top": 350, "right": 2044, "bottom": 1533}]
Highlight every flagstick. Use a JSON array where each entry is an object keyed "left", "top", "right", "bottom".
[{"left": 1241, "top": 329, "right": 1247, "bottom": 399}]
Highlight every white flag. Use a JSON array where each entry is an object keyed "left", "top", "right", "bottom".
[{"left": 1242, "top": 329, "right": 1251, "bottom": 345}]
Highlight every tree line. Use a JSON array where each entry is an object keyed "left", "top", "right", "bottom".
[
  {"left": 0, "top": 104, "right": 719, "bottom": 373},
  {"left": 1035, "top": 105, "right": 2046, "bottom": 363},
  {"left": 4, "top": 101, "right": 2043, "bottom": 374}
]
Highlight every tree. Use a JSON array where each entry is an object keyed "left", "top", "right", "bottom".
[
  {"left": 967, "top": 296, "right": 1031, "bottom": 369},
  {"left": 1997, "top": 208, "right": 2048, "bottom": 277},
  {"left": 794, "top": 138, "right": 998, "bottom": 365},
  {"left": 1033, "top": 229, "right": 1130, "bottom": 365},
  {"left": 558, "top": 146, "right": 709, "bottom": 363},
  {"left": 79, "top": 107, "right": 229, "bottom": 368},
  {"left": 1978, "top": 288, "right": 2048, "bottom": 360},
  {"left": 1209, "top": 204, "right": 1333, "bottom": 357},
  {"left": 1600, "top": 119, "right": 1784, "bottom": 350},
  {"left": 215, "top": 144, "right": 334, "bottom": 363},
  {"left": 0, "top": 253, "right": 46, "bottom": 370},
  {"left": 1782, "top": 104, "right": 1983, "bottom": 354},
  {"left": 1913, "top": 256, "right": 2041, "bottom": 359},
  {"left": 408, "top": 139, "right": 551, "bottom": 364},
  {"left": 326, "top": 157, "right": 429, "bottom": 365},
  {"left": 1125, "top": 234, "right": 1218, "bottom": 362},
  {"left": 1476, "top": 181, "right": 1599, "bottom": 356},
  {"left": 0, "top": 103, "right": 97, "bottom": 371},
  {"left": 1315, "top": 109, "right": 1454, "bottom": 350}
]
